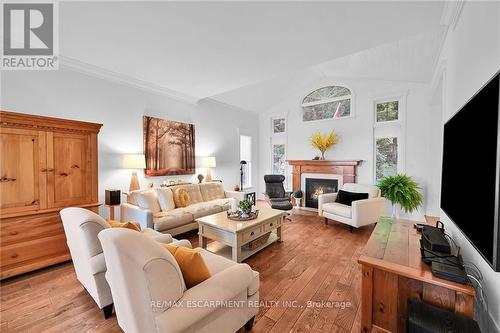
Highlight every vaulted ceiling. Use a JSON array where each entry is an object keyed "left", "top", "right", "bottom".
[{"left": 60, "top": 1, "right": 446, "bottom": 111}]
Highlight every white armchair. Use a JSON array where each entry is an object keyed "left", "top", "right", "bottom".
[
  {"left": 318, "top": 183, "right": 385, "bottom": 232},
  {"left": 60, "top": 207, "right": 192, "bottom": 319},
  {"left": 98, "top": 228, "right": 260, "bottom": 333}
]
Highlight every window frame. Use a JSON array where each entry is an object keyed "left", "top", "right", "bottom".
[
  {"left": 238, "top": 130, "right": 253, "bottom": 189},
  {"left": 301, "top": 85, "right": 355, "bottom": 123},
  {"left": 372, "top": 93, "right": 407, "bottom": 182},
  {"left": 269, "top": 114, "right": 291, "bottom": 189}
]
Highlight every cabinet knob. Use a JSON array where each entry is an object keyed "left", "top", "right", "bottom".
[
  {"left": 250, "top": 232, "right": 254, "bottom": 236},
  {"left": 270, "top": 223, "right": 273, "bottom": 226},
  {"left": 59, "top": 172, "right": 69, "bottom": 177},
  {"left": 11, "top": 253, "right": 18, "bottom": 259},
  {"left": 9, "top": 231, "right": 18, "bottom": 236}
]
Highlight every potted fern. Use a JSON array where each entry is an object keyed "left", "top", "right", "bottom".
[
  {"left": 377, "top": 174, "right": 423, "bottom": 218},
  {"left": 310, "top": 131, "right": 338, "bottom": 160}
]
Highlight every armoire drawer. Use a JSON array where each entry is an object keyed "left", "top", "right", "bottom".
[
  {"left": 1, "top": 234, "right": 69, "bottom": 270},
  {"left": 1, "top": 213, "right": 65, "bottom": 246}
]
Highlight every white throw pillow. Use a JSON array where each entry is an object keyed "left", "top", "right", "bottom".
[
  {"left": 135, "top": 190, "right": 161, "bottom": 213},
  {"left": 156, "top": 187, "right": 176, "bottom": 212}
]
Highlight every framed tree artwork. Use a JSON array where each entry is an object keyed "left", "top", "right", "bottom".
[{"left": 143, "top": 116, "right": 195, "bottom": 176}]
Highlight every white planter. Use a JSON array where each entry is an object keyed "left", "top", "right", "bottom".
[{"left": 295, "top": 197, "right": 302, "bottom": 208}]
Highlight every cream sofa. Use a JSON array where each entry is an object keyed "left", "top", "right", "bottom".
[
  {"left": 98, "top": 228, "right": 259, "bottom": 333},
  {"left": 318, "top": 183, "right": 386, "bottom": 231},
  {"left": 121, "top": 182, "right": 241, "bottom": 236},
  {"left": 60, "top": 207, "right": 192, "bottom": 318}
]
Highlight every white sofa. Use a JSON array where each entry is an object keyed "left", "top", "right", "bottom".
[
  {"left": 318, "top": 183, "right": 386, "bottom": 231},
  {"left": 121, "top": 182, "right": 242, "bottom": 236},
  {"left": 98, "top": 228, "right": 260, "bottom": 333},
  {"left": 60, "top": 207, "right": 192, "bottom": 318}
]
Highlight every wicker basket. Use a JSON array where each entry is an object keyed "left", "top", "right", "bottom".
[{"left": 243, "top": 232, "right": 271, "bottom": 251}]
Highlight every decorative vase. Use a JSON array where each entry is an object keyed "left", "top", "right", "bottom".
[
  {"left": 241, "top": 210, "right": 251, "bottom": 218},
  {"left": 295, "top": 198, "right": 302, "bottom": 208},
  {"left": 320, "top": 152, "right": 326, "bottom": 160},
  {"left": 391, "top": 203, "right": 400, "bottom": 219}
]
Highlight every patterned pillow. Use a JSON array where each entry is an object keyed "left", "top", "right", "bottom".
[{"left": 173, "top": 188, "right": 191, "bottom": 208}]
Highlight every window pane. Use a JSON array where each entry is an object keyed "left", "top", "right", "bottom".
[
  {"left": 303, "top": 99, "right": 350, "bottom": 121},
  {"left": 242, "top": 162, "right": 252, "bottom": 189},
  {"left": 272, "top": 144, "right": 286, "bottom": 174},
  {"left": 376, "top": 137, "right": 398, "bottom": 180},
  {"left": 303, "top": 86, "right": 351, "bottom": 104},
  {"left": 273, "top": 118, "right": 285, "bottom": 133},
  {"left": 376, "top": 101, "right": 399, "bottom": 122},
  {"left": 240, "top": 135, "right": 251, "bottom": 162}
]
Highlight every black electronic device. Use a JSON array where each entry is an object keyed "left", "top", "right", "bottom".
[
  {"left": 421, "top": 225, "right": 451, "bottom": 254},
  {"left": 441, "top": 71, "right": 500, "bottom": 271},
  {"left": 431, "top": 261, "right": 469, "bottom": 285},
  {"left": 105, "top": 189, "right": 121, "bottom": 206}
]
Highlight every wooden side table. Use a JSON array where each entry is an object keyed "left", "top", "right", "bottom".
[{"left": 105, "top": 204, "right": 120, "bottom": 221}]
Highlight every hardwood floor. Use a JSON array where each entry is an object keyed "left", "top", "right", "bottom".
[{"left": 0, "top": 209, "right": 373, "bottom": 333}]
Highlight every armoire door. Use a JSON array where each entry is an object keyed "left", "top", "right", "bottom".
[
  {"left": 0, "top": 128, "right": 47, "bottom": 214},
  {"left": 47, "top": 132, "right": 92, "bottom": 207}
]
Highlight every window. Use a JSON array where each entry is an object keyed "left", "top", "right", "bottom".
[
  {"left": 375, "top": 137, "right": 398, "bottom": 180},
  {"left": 373, "top": 95, "right": 406, "bottom": 181},
  {"left": 239, "top": 134, "right": 252, "bottom": 189},
  {"left": 376, "top": 100, "right": 399, "bottom": 122},
  {"left": 302, "top": 86, "right": 352, "bottom": 121},
  {"left": 273, "top": 117, "right": 285, "bottom": 133},
  {"left": 272, "top": 144, "right": 286, "bottom": 174}
]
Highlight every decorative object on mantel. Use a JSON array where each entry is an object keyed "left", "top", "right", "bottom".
[
  {"left": 123, "top": 154, "right": 146, "bottom": 191},
  {"left": 143, "top": 116, "right": 195, "bottom": 176},
  {"left": 201, "top": 156, "right": 216, "bottom": 182},
  {"left": 147, "top": 182, "right": 154, "bottom": 189},
  {"left": 292, "top": 190, "right": 303, "bottom": 207},
  {"left": 313, "top": 156, "right": 320, "bottom": 160},
  {"left": 377, "top": 174, "right": 423, "bottom": 218},
  {"left": 234, "top": 184, "right": 241, "bottom": 191},
  {"left": 197, "top": 174, "right": 204, "bottom": 183},
  {"left": 310, "top": 130, "right": 338, "bottom": 160}
]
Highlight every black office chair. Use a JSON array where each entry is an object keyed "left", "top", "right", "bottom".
[{"left": 264, "top": 175, "right": 293, "bottom": 220}]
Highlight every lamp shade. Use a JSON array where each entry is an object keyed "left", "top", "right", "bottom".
[
  {"left": 122, "top": 154, "right": 146, "bottom": 169},
  {"left": 201, "top": 156, "right": 216, "bottom": 168}
]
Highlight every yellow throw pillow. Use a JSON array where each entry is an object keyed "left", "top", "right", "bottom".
[
  {"left": 108, "top": 220, "right": 141, "bottom": 232},
  {"left": 173, "top": 188, "right": 191, "bottom": 208},
  {"left": 161, "top": 244, "right": 211, "bottom": 288}
]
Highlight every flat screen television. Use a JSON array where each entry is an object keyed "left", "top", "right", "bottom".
[{"left": 441, "top": 71, "right": 500, "bottom": 271}]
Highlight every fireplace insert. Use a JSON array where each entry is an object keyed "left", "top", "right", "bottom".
[{"left": 305, "top": 178, "right": 338, "bottom": 208}]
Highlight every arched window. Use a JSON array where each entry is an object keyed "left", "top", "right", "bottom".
[{"left": 302, "top": 86, "right": 352, "bottom": 121}]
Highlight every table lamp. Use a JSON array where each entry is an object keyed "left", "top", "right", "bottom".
[
  {"left": 123, "top": 154, "right": 146, "bottom": 191},
  {"left": 201, "top": 156, "right": 216, "bottom": 182}
]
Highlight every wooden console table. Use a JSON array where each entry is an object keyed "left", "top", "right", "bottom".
[{"left": 358, "top": 218, "right": 475, "bottom": 333}]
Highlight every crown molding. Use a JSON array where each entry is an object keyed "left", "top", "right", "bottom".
[
  {"left": 198, "top": 97, "right": 259, "bottom": 114},
  {"left": 440, "top": 1, "right": 465, "bottom": 31},
  {"left": 59, "top": 55, "right": 199, "bottom": 104}
]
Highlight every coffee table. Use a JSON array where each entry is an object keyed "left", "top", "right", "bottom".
[{"left": 196, "top": 208, "right": 284, "bottom": 263}]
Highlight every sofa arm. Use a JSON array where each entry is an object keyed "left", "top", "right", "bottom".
[
  {"left": 318, "top": 193, "right": 338, "bottom": 216},
  {"left": 120, "top": 203, "right": 153, "bottom": 230},
  {"left": 351, "top": 197, "right": 386, "bottom": 227},
  {"left": 155, "top": 264, "right": 256, "bottom": 332},
  {"left": 225, "top": 190, "right": 246, "bottom": 202},
  {"left": 171, "top": 239, "right": 193, "bottom": 248}
]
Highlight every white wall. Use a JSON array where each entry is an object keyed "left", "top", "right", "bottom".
[
  {"left": 258, "top": 77, "right": 432, "bottom": 220},
  {"left": 432, "top": 1, "right": 500, "bottom": 331},
  {"left": 0, "top": 68, "right": 259, "bottom": 219}
]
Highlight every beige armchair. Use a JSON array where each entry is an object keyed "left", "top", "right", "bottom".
[
  {"left": 318, "top": 183, "right": 386, "bottom": 232},
  {"left": 60, "top": 207, "right": 191, "bottom": 319},
  {"left": 98, "top": 228, "right": 260, "bottom": 333}
]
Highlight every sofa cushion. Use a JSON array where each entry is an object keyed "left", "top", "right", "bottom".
[
  {"left": 322, "top": 202, "right": 352, "bottom": 218},
  {"left": 153, "top": 209, "right": 194, "bottom": 232},
  {"left": 173, "top": 188, "right": 191, "bottom": 208},
  {"left": 169, "top": 184, "right": 204, "bottom": 205},
  {"left": 157, "top": 187, "right": 176, "bottom": 212},
  {"left": 209, "top": 198, "right": 236, "bottom": 211},
  {"left": 183, "top": 202, "right": 222, "bottom": 218},
  {"left": 133, "top": 190, "right": 161, "bottom": 213},
  {"left": 342, "top": 183, "right": 380, "bottom": 198},
  {"left": 199, "top": 182, "right": 225, "bottom": 201}
]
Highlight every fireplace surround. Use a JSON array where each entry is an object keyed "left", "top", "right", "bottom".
[{"left": 305, "top": 178, "right": 339, "bottom": 208}]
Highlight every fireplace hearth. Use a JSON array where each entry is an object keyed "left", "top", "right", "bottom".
[{"left": 305, "top": 178, "right": 338, "bottom": 208}]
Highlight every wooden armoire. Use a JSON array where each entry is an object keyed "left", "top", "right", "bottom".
[{"left": 0, "top": 111, "right": 102, "bottom": 279}]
